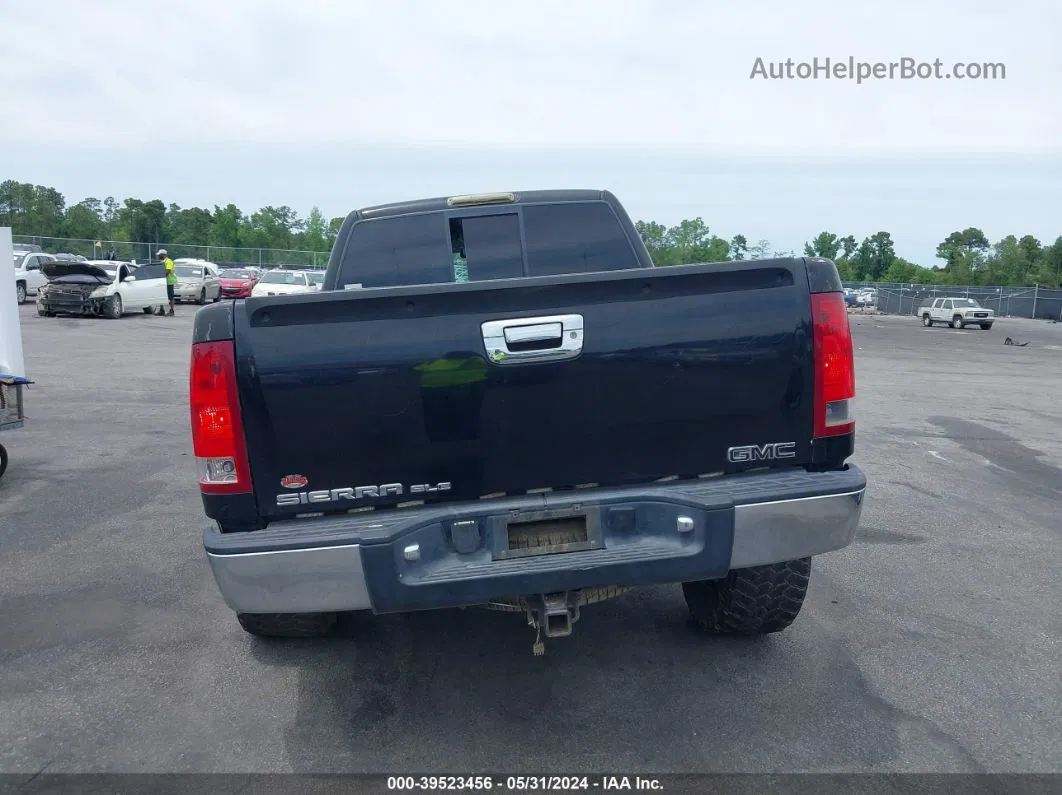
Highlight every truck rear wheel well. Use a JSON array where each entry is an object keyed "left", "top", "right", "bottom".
[{"left": 683, "top": 557, "right": 811, "bottom": 635}]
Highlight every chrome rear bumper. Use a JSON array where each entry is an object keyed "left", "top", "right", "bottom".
[{"left": 204, "top": 466, "right": 867, "bottom": 615}]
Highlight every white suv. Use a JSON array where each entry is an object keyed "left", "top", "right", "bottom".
[{"left": 13, "top": 251, "right": 55, "bottom": 304}]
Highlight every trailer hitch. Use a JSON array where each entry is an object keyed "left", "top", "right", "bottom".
[{"left": 526, "top": 592, "right": 581, "bottom": 656}]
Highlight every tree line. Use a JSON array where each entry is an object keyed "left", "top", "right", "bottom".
[
  {"left": 3, "top": 179, "right": 1060, "bottom": 287},
  {"left": 0, "top": 180, "right": 341, "bottom": 264},
  {"left": 636, "top": 221, "right": 1061, "bottom": 287}
]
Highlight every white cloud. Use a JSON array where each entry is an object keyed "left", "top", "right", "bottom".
[{"left": 1, "top": 0, "right": 1058, "bottom": 153}]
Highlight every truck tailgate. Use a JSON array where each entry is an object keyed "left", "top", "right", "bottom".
[{"left": 233, "top": 260, "right": 816, "bottom": 521}]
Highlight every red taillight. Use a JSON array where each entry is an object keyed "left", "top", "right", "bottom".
[
  {"left": 811, "top": 291, "right": 855, "bottom": 438},
  {"left": 189, "top": 340, "right": 252, "bottom": 494}
]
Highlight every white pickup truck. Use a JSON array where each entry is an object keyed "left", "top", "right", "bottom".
[
  {"left": 12, "top": 251, "right": 56, "bottom": 304},
  {"left": 917, "top": 297, "right": 995, "bottom": 330}
]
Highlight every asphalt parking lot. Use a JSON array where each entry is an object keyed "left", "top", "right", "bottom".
[{"left": 1, "top": 305, "right": 1060, "bottom": 775}]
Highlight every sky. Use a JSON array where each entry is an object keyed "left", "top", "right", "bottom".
[{"left": 2, "top": 0, "right": 1060, "bottom": 265}]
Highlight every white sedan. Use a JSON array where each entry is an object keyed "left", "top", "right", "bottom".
[
  {"left": 37, "top": 260, "right": 168, "bottom": 319},
  {"left": 250, "top": 270, "right": 321, "bottom": 297}
]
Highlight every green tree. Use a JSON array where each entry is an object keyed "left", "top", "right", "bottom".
[
  {"left": 116, "top": 198, "right": 167, "bottom": 260},
  {"left": 729, "top": 234, "right": 748, "bottom": 260},
  {"left": 748, "top": 239, "right": 773, "bottom": 260},
  {"left": 804, "top": 231, "right": 842, "bottom": 261},
  {"left": 63, "top": 198, "right": 105, "bottom": 241},
  {"left": 299, "top": 206, "right": 329, "bottom": 252},
  {"left": 31, "top": 185, "right": 66, "bottom": 237},
  {"left": 245, "top": 205, "right": 303, "bottom": 250},
  {"left": 636, "top": 218, "right": 729, "bottom": 265},
  {"left": 851, "top": 232, "right": 896, "bottom": 280},
  {"left": 166, "top": 205, "right": 214, "bottom": 247},
  {"left": 936, "top": 227, "right": 990, "bottom": 270},
  {"left": 829, "top": 235, "right": 856, "bottom": 278},
  {"left": 1031, "top": 236, "right": 1062, "bottom": 287},
  {"left": 209, "top": 204, "right": 244, "bottom": 249},
  {"left": 882, "top": 257, "right": 928, "bottom": 283},
  {"left": 664, "top": 217, "right": 730, "bottom": 264},
  {"left": 941, "top": 250, "right": 980, "bottom": 285},
  {"left": 635, "top": 220, "right": 669, "bottom": 259},
  {"left": 0, "top": 180, "right": 66, "bottom": 236},
  {"left": 78, "top": 197, "right": 104, "bottom": 219},
  {"left": 102, "top": 197, "right": 121, "bottom": 228},
  {"left": 701, "top": 236, "right": 731, "bottom": 262},
  {"left": 326, "top": 216, "right": 345, "bottom": 250},
  {"left": 1018, "top": 235, "right": 1042, "bottom": 264},
  {"left": 980, "top": 235, "right": 1031, "bottom": 286}
]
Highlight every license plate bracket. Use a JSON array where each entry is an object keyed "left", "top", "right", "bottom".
[{"left": 496, "top": 507, "right": 603, "bottom": 560}]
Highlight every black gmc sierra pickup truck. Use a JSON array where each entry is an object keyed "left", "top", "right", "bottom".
[{"left": 190, "top": 189, "right": 866, "bottom": 655}]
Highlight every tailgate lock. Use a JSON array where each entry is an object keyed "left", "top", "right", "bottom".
[{"left": 481, "top": 314, "right": 584, "bottom": 366}]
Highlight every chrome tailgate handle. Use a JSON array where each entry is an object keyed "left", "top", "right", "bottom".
[
  {"left": 504, "top": 322, "right": 562, "bottom": 345},
  {"left": 481, "top": 314, "right": 584, "bottom": 365}
]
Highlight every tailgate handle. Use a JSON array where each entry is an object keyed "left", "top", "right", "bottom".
[
  {"left": 504, "top": 322, "right": 562, "bottom": 344},
  {"left": 481, "top": 314, "right": 584, "bottom": 365}
]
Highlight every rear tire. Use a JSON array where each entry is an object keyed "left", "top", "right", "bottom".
[
  {"left": 683, "top": 558, "right": 811, "bottom": 635},
  {"left": 922, "top": 313, "right": 932, "bottom": 327},
  {"left": 236, "top": 612, "right": 336, "bottom": 638},
  {"left": 0, "top": 442, "right": 7, "bottom": 480},
  {"left": 15, "top": 282, "right": 27, "bottom": 304},
  {"left": 980, "top": 323, "right": 993, "bottom": 330},
  {"left": 143, "top": 307, "right": 153, "bottom": 314}
]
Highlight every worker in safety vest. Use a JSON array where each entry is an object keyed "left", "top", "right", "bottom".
[{"left": 156, "top": 249, "right": 176, "bottom": 316}]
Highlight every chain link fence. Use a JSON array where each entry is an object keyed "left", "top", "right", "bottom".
[
  {"left": 12, "top": 236, "right": 1062, "bottom": 314},
  {"left": 843, "top": 282, "right": 1062, "bottom": 322},
  {"left": 12, "top": 235, "right": 329, "bottom": 269}
]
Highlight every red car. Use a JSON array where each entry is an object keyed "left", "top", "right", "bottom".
[{"left": 218, "top": 268, "right": 259, "bottom": 298}]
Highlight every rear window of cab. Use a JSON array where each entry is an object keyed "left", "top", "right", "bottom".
[{"left": 335, "top": 201, "right": 640, "bottom": 289}]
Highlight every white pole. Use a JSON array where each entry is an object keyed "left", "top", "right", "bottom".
[{"left": 0, "top": 227, "right": 28, "bottom": 378}]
